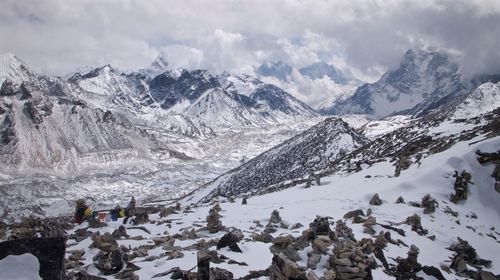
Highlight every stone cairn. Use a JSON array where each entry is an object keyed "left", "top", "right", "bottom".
[
  {"left": 369, "top": 193, "right": 383, "bottom": 206},
  {"left": 421, "top": 194, "right": 438, "bottom": 214},
  {"left": 206, "top": 204, "right": 223, "bottom": 234},
  {"left": 450, "top": 170, "right": 472, "bottom": 203},
  {"left": 448, "top": 237, "right": 493, "bottom": 279}
]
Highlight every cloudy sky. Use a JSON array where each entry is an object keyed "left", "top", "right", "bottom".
[{"left": 1, "top": 0, "right": 499, "bottom": 81}]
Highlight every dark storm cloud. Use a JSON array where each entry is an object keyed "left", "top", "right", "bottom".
[{"left": 0, "top": 0, "right": 498, "bottom": 79}]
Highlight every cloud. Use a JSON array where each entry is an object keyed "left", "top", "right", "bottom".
[{"left": 0, "top": 0, "right": 498, "bottom": 79}]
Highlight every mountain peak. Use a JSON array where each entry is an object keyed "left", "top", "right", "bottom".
[
  {"left": 150, "top": 55, "right": 169, "bottom": 72},
  {"left": 0, "top": 53, "right": 34, "bottom": 86},
  {"left": 257, "top": 60, "right": 293, "bottom": 81},
  {"left": 299, "top": 61, "right": 349, "bottom": 84}
]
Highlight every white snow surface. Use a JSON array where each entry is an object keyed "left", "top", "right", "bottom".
[
  {"left": 0, "top": 254, "right": 41, "bottom": 280},
  {"left": 452, "top": 81, "right": 500, "bottom": 119},
  {"left": 55, "top": 133, "right": 500, "bottom": 279},
  {"left": 0, "top": 53, "right": 35, "bottom": 86}
]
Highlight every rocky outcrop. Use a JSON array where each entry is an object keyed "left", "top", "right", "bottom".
[
  {"left": 0, "top": 237, "right": 67, "bottom": 280},
  {"left": 450, "top": 170, "right": 472, "bottom": 202}
]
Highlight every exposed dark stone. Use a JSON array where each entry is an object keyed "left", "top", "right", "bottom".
[
  {"left": 309, "top": 216, "right": 331, "bottom": 238},
  {"left": 197, "top": 250, "right": 213, "bottom": 280},
  {"left": 421, "top": 194, "right": 438, "bottom": 214},
  {"left": 343, "top": 209, "right": 365, "bottom": 219},
  {"left": 210, "top": 267, "right": 234, "bottom": 280},
  {"left": 450, "top": 170, "right": 472, "bottom": 203},
  {"left": 405, "top": 214, "right": 428, "bottom": 236},
  {"left": 395, "top": 196, "right": 405, "bottom": 204},
  {"left": 217, "top": 232, "right": 242, "bottom": 253},
  {"left": 75, "top": 271, "right": 107, "bottom": 280},
  {"left": 0, "top": 237, "right": 66, "bottom": 280},
  {"left": 369, "top": 193, "right": 383, "bottom": 205},
  {"left": 422, "top": 265, "right": 446, "bottom": 280}
]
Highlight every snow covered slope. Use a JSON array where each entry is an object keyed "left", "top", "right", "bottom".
[
  {"left": 325, "top": 48, "right": 465, "bottom": 118},
  {"left": 299, "top": 61, "right": 349, "bottom": 84},
  {"left": 189, "top": 118, "right": 369, "bottom": 202},
  {"left": 451, "top": 81, "right": 500, "bottom": 119},
  {"left": 0, "top": 53, "right": 35, "bottom": 86}
]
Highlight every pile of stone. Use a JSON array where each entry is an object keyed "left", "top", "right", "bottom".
[
  {"left": 450, "top": 170, "right": 472, "bottom": 203},
  {"left": 264, "top": 210, "right": 289, "bottom": 234},
  {"left": 448, "top": 237, "right": 494, "bottom": 279},
  {"left": 421, "top": 194, "right": 438, "bottom": 214},
  {"left": 90, "top": 232, "right": 127, "bottom": 275},
  {"left": 393, "top": 245, "right": 422, "bottom": 279},
  {"left": 328, "top": 239, "right": 375, "bottom": 280},
  {"left": 369, "top": 193, "right": 383, "bottom": 206},
  {"left": 206, "top": 204, "right": 223, "bottom": 234},
  {"left": 405, "top": 214, "right": 428, "bottom": 236}
]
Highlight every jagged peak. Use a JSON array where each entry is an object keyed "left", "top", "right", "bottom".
[
  {"left": 150, "top": 54, "right": 169, "bottom": 71},
  {"left": 0, "top": 53, "right": 35, "bottom": 86}
]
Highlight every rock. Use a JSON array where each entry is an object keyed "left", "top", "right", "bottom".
[
  {"left": 0, "top": 237, "right": 66, "bottom": 280},
  {"left": 313, "top": 235, "right": 332, "bottom": 254},
  {"left": 210, "top": 267, "right": 234, "bottom": 280},
  {"left": 421, "top": 194, "right": 438, "bottom": 214},
  {"left": 217, "top": 232, "right": 242, "bottom": 253},
  {"left": 291, "top": 223, "right": 304, "bottom": 230},
  {"left": 405, "top": 214, "right": 428, "bottom": 236},
  {"left": 478, "top": 271, "right": 497, "bottom": 280},
  {"left": 197, "top": 250, "right": 212, "bottom": 280},
  {"left": 93, "top": 248, "right": 127, "bottom": 275},
  {"left": 75, "top": 271, "right": 107, "bottom": 280},
  {"left": 307, "top": 254, "right": 322, "bottom": 270},
  {"left": 322, "top": 270, "right": 336, "bottom": 280},
  {"left": 343, "top": 209, "right": 365, "bottom": 219},
  {"left": 422, "top": 265, "right": 446, "bottom": 280},
  {"left": 269, "top": 253, "right": 307, "bottom": 280},
  {"left": 112, "top": 226, "right": 129, "bottom": 239},
  {"left": 91, "top": 232, "right": 119, "bottom": 252},
  {"left": 448, "top": 237, "right": 492, "bottom": 274},
  {"left": 395, "top": 196, "right": 405, "bottom": 204},
  {"left": 450, "top": 170, "right": 472, "bottom": 203},
  {"left": 309, "top": 216, "right": 332, "bottom": 238},
  {"left": 242, "top": 197, "right": 248, "bottom": 205},
  {"left": 253, "top": 232, "right": 273, "bottom": 243},
  {"left": 369, "top": 193, "right": 382, "bottom": 205},
  {"left": 206, "top": 205, "right": 223, "bottom": 234},
  {"left": 394, "top": 244, "right": 422, "bottom": 279},
  {"left": 167, "top": 250, "right": 184, "bottom": 260},
  {"left": 307, "top": 270, "right": 320, "bottom": 280},
  {"left": 269, "top": 210, "right": 282, "bottom": 223},
  {"left": 272, "top": 235, "right": 295, "bottom": 247}
]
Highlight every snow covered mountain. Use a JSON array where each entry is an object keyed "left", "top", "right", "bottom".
[
  {"left": 0, "top": 58, "right": 187, "bottom": 175},
  {"left": 256, "top": 61, "right": 293, "bottom": 81},
  {"left": 299, "top": 61, "right": 349, "bottom": 84},
  {"left": 323, "top": 48, "right": 465, "bottom": 118},
  {"left": 189, "top": 118, "right": 368, "bottom": 202},
  {"left": 69, "top": 63, "right": 319, "bottom": 132},
  {"left": 0, "top": 53, "right": 36, "bottom": 86},
  {"left": 450, "top": 81, "right": 500, "bottom": 119}
]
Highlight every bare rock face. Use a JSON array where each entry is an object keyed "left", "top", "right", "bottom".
[
  {"left": 369, "top": 193, "right": 383, "bottom": 206},
  {"left": 0, "top": 237, "right": 67, "bottom": 280}
]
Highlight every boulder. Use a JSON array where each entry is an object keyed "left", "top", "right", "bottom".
[
  {"left": 217, "top": 232, "right": 242, "bottom": 253},
  {"left": 369, "top": 193, "right": 382, "bottom": 205}
]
